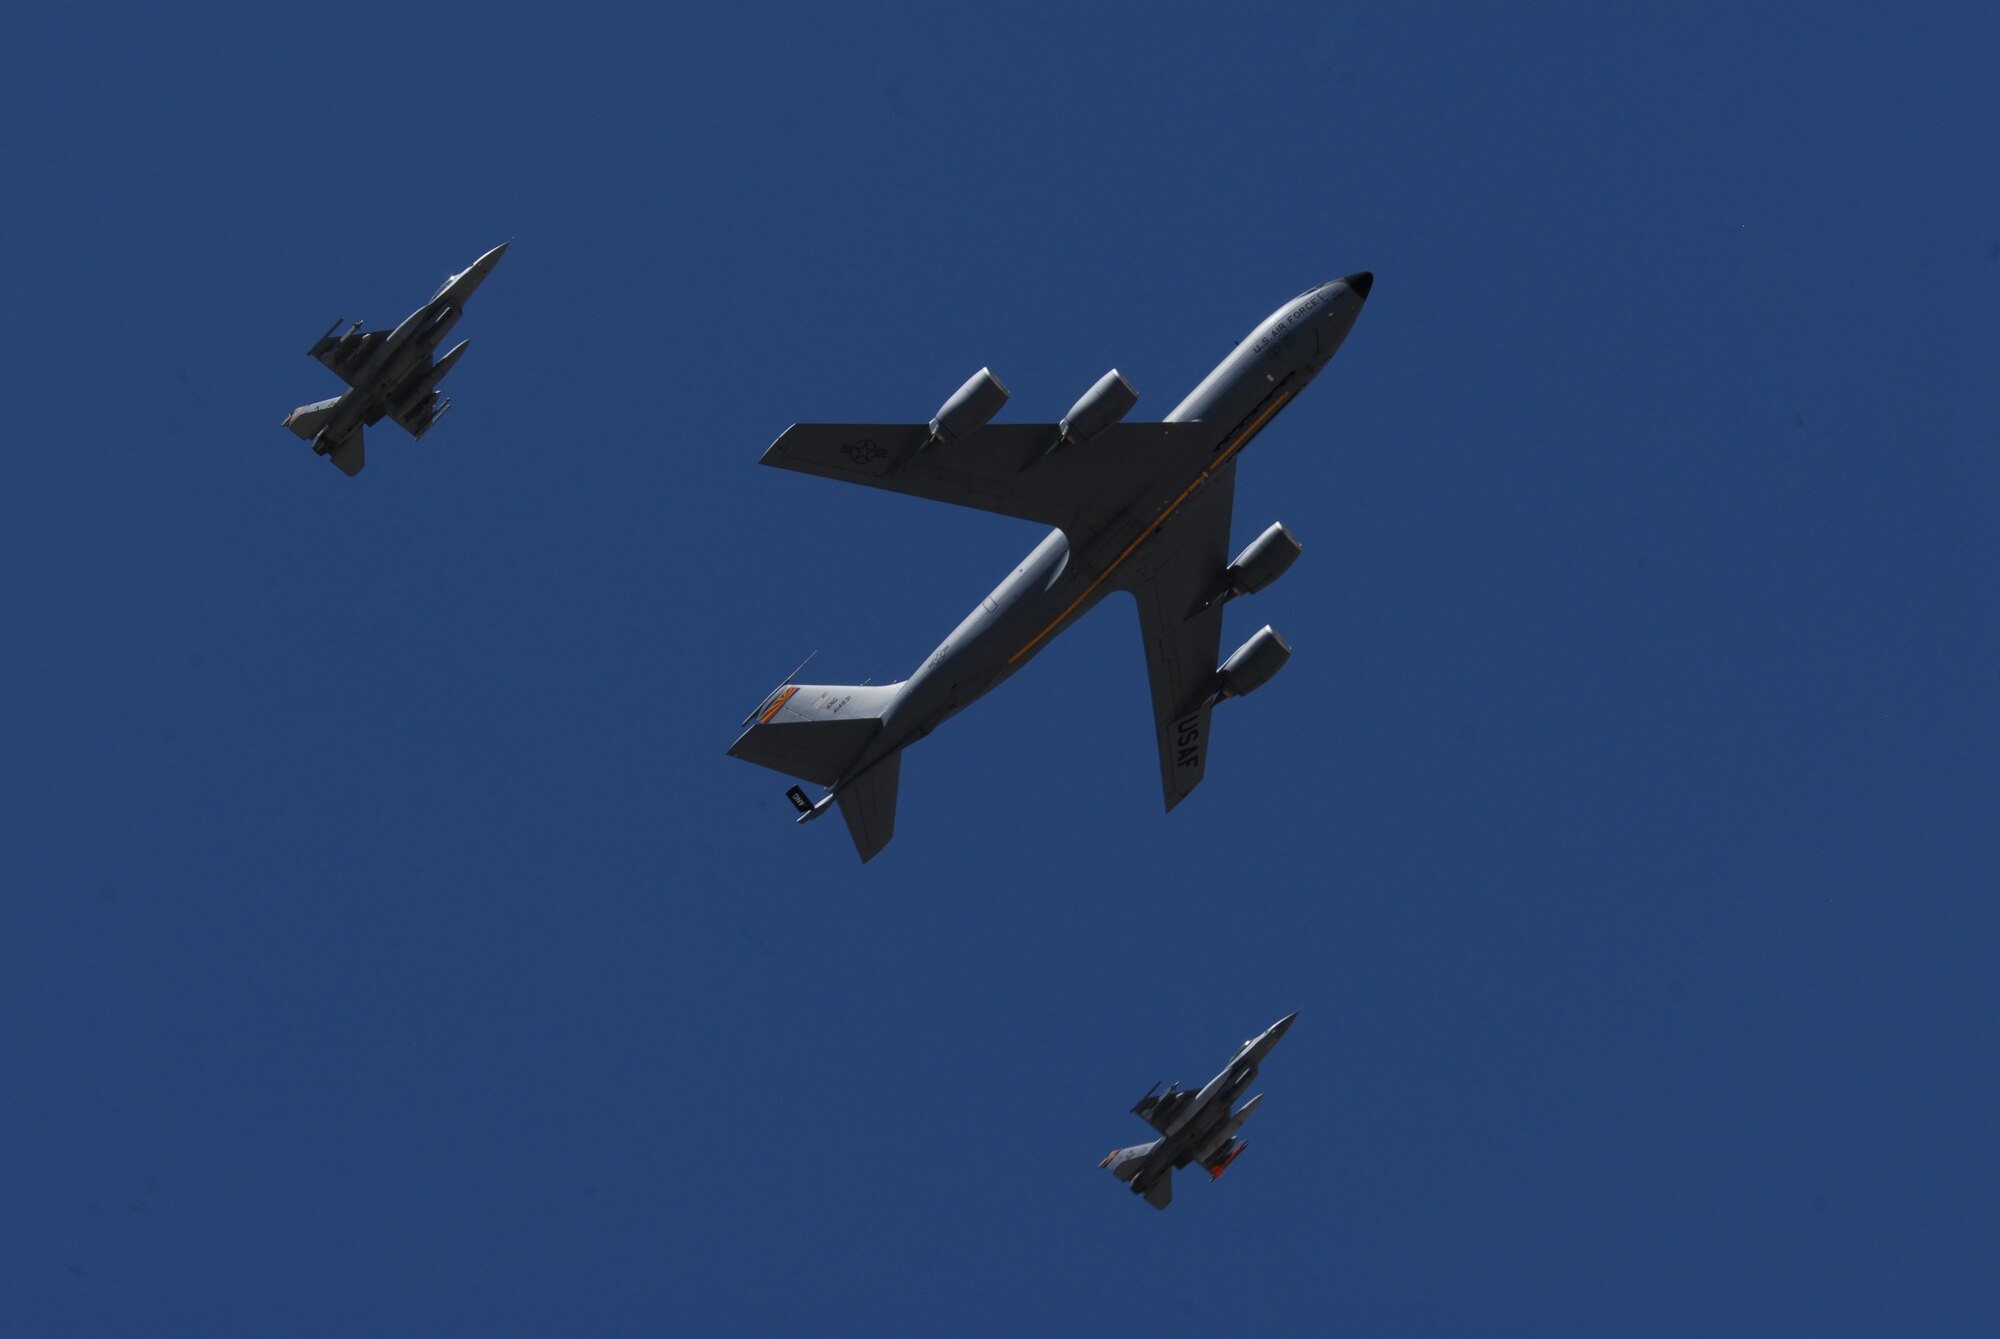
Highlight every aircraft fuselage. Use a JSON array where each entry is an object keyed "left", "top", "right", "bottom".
[
  {"left": 300, "top": 243, "right": 507, "bottom": 448},
  {"left": 844, "top": 279, "right": 1368, "bottom": 784}
]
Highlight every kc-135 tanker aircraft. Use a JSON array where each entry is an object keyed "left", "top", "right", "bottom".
[
  {"left": 731, "top": 273, "right": 1372, "bottom": 861},
  {"left": 282, "top": 243, "right": 508, "bottom": 476},
  {"left": 1101, "top": 1012, "right": 1298, "bottom": 1210}
]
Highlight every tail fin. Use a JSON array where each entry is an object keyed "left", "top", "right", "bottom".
[{"left": 729, "top": 680, "right": 906, "bottom": 861}]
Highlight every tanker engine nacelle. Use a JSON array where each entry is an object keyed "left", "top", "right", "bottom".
[
  {"left": 1216, "top": 625, "right": 1292, "bottom": 701},
  {"left": 1213, "top": 522, "right": 1302, "bottom": 605},
  {"left": 1055, "top": 369, "right": 1139, "bottom": 450},
  {"left": 929, "top": 367, "right": 1010, "bottom": 445}
]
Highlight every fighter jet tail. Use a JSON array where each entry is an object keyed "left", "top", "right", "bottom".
[
  {"left": 283, "top": 397, "right": 366, "bottom": 476},
  {"left": 1099, "top": 1140, "right": 1159, "bottom": 1182},
  {"left": 322, "top": 425, "right": 365, "bottom": 477},
  {"left": 1098, "top": 1144, "right": 1174, "bottom": 1210}
]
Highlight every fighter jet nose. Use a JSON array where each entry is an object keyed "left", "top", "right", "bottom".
[
  {"left": 1342, "top": 271, "right": 1373, "bottom": 301},
  {"left": 480, "top": 241, "right": 509, "bottom": 269},
  {"left": 1270, "top": 1011, "right": 1299, "bottom": 1037}
]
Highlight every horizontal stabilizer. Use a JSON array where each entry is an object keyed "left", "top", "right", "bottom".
[
  {"left": 726, "top": 681, "right": 901, "bottom": 787},
  {"left": 284, "top": 397, "right": 342, "bottom": 442},
  {"left": 1100, "top": 1140, "right": 1159, "bottom": 1182},
  {"left": 1143, "top": 1171, "right": 1173, "bottom": 1210}
]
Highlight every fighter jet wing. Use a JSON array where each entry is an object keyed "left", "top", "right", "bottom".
[
  {"left": 1114, "top": 463, "right": 1236, "bottom": 811},
  {"left": 1132, "top": 1085, "right": 1197, "bottom": 1136},
  {"left": 387, "top": 390, "right": 440, "bottom": 439},
  {"left": 761, "top": 420, "right": 1216, "bottom": 534},
  {"left": 309, "top": 325, "right": 391, "bottom": 388}
]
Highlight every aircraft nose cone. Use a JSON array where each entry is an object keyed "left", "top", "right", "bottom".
[
  {"left": 1269, "top": 1011, "right": 1298, "bottom": 1039},
  {"left": 1343, "top": 271, "right": 1373, "bottom": 301}
]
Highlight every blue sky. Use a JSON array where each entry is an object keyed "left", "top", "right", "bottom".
[{"left": 3, "top": 3, "right": 1995, "bottom": 1333}]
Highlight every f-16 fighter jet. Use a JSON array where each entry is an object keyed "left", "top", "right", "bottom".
[
  {"left": 730, "top": 274, "right": 1372, "bottom": 861},
  {"left": 1101, "top": 1012, "right": 1297, "bottom": 1210},
  {"left": 282, "top": 242, "right": 507, "bottom": 476}
]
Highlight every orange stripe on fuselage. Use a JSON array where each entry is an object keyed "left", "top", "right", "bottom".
[{"left": 1004, "top": 387, "right": 1298, "bottom": 666}]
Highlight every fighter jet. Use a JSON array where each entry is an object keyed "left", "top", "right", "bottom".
[
  {"left": 730, "top": 274, "right": 1372, "bottom": 861},
  {"left": 282, "top": 242, "right": 508, "bottom": 476},
  {"left": 1101, "top": 1012, "right": 1297, "bottom": 1210}
]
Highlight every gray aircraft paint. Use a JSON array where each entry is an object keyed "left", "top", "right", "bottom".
[
  {"left": 1101, "top": 1012, "right": 1298, "bottom": 1210},
  {"left": 731, "top": 275, "right": 1372, "bottom": 860},
  {"left": 282, "top": 242, "right": 508, "bottom": 476}
]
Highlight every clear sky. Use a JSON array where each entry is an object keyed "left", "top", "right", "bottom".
[{"left": 3, "top": 3, "right": 1995, "bottom": 1334}]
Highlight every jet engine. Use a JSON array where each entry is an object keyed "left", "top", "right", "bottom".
[
  {"left": 1056, "top": 369, "right": 1139, "bottom": 449},
  {"left": 1211, "top": 522, "right": 1302, "bottom": 605},
  {"left": 929, "top": 367, "right": 1010, "bottom": 444},
  {"left": 1215, "top": 626, "right": 1292, "bottom": 701}
]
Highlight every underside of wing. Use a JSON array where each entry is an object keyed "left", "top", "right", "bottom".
[
  {"left": 384, "top": 361, "right": 445, "bottom": 438},
  {"left": 761, "top": 419, "right": 1216, "bottom": 534},
  {"left": 388, "top": 390, "right": 436, "bottom": 437},
  {"left": 1198, "top": 1138, "right": 1249, "bottom": 1180},
  {"left": 310, "top": 325, "right": 389, "bottom": 388},
  {"left": 1118, "top": 464, "right": 1237, "bottom": 811},
  {"left": 1133, "top": 1086, "right": 1197, "bottom": 1135}
]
